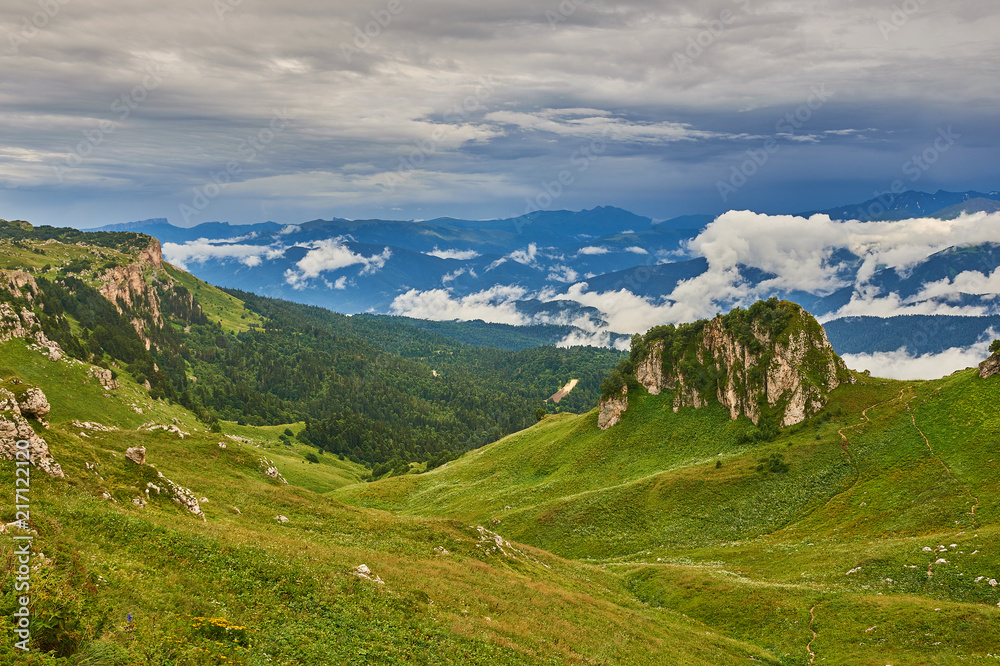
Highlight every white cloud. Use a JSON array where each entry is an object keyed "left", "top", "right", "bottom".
[
  {"left": 425, "top": 247, "right": 481, "bottom": 260},
  {"left": 284, "top": 238, "right": 391, "bottom": 288},
  {"left": 390, "top": 285, "right": 529, "bottom": 325},
  {"left": 842, "top": 340, "right": 993, "bottom": 381},
  {"left": 509, "top": 243, "right": 539, "bottom": 266},
  {"left": 669, "top": 210, "right": 1000, "bottom": 323},
  {"left": 333, "top": 276, "right": 349, "bottom": 290},
  {"left": 482, "top": 109, "right": 758, "bottom": 144},
  {"left": 912, "top": 268, "right": 1000, "bottom": 301},
  {"left": 490, "top": 243, "right": 540, "bottom": 269},
  {"left": 162, "top": 239, "right": 285, "bottom": 271},
  {"left": 577, "top": 246, "right": 610, "bottom": 255},
  {"left": 554, "top": 283, "right": 685, "bottom": 334},
  {"left": 556, "top": 329, "right": 614, "bottom": 349},
  {"left": 624, "top": 246, "right": 648, "bottom": 254},
  {"left": 547, "top": 265, "right": 580, "bottom": 283},
  {"left": 278, "top": 225, "right": 301, "bottom": 235},
  {"left": 441, "top": 268, "right": 467, "bottom": 284}
]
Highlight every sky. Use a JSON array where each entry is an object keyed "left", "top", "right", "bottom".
[{"left": 1, "top": 0, "right": 998, "bottom": 228}]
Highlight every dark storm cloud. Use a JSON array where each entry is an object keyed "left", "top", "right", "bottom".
[{"left": 0, "top": 0, "right": 997, "bottom": 226}]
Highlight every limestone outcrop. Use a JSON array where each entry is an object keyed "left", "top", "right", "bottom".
[
  {"left": 0, "top": 387, "right": 63, "bottom": 478},
  {"left": 609, "top": 300, "right": 850, "bottom": 429},
  {"left": 0, "top": 303, "right": 64, "bottom": 360},
  {"left": 597, "top": 386, "right": 628, "bottom": 430}
]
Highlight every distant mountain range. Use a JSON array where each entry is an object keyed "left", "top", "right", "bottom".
[{"left": 92, "top": 189, "right": 1000, "bottom": 357}]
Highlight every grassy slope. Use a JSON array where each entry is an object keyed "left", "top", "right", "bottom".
[
  {"left": 0, "top": 337, "right": 771, "bottom": 664},
  {"left": 161, "top": 263, "right": 263, "bottom": 333},
  {"left": 334, "top": 371, "right": 1000, "bottom": 663}
]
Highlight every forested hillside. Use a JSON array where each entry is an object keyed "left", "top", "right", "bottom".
[{"left": 0, "top": 219, "right": 621, "bottom": 472}]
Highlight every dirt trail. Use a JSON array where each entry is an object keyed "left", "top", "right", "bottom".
[
  {"left": 806, "top": 605, "right": 818, "bottom": 664},
  {"left": 820, "top": 389, "right": 906, "bottom": 511},
  {"left": 905, "top": 397, "right": 980, "bottom": 525}
]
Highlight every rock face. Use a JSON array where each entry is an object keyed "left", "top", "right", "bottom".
[
  {"left": 597, "top": 386, "right": 629, "bottom": 430},
  {"left": 979, "top": 352, "right": 1000, "bottom": 378},
  {"left": 635, "top": 341, "right": 667, "bottom": 395},
  {"left": 615, "top": 300, "right": 850, "bottom": 429},
  {"left": 0, "top": 303, "right": 64, "bottom": 360},
  {"left": 0, "top": 387, "right": 63, "bottom": 477}
]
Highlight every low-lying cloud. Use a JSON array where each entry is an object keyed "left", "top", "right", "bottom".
[
  {"left": 842, "top": 341, "right": 993, "bottom": 381},
  {"left": 163, "top": 238, "right": 285, "bottom": 271},
  {"left": 425, "top": 247, "right": 481, "bottom": 260},
  {"left": 285, "top": 239, "right": 391, "bottom": 289}
]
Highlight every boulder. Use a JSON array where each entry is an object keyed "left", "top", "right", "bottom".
[
  {"left": 17, "top": 387, "right": 50, "bottom": 419},
  {"left": 0, "top": 388, "right": 63, "bottom": 478},
  {"left": 125, "top": 446, "right": 146, "bottom": 465}
]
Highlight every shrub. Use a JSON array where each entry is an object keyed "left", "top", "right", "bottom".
[{"left": 305, "top": 452, "right": 319, "bottom": 464}]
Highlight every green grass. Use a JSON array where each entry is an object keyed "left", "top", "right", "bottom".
[
  {"left": 0, "top": 339, "right": 776, "bottom": 664},
  {"left": 162, "top": 263, "right": 262, "bottom": 332},
  {"left": 330, "top": 371, "right": 1000, "bottom": 663}
]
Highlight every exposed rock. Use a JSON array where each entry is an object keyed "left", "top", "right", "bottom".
[
  {"left": 274, "top": 515, "right": 289, "bottom": 523},
  {"left": 1, "top": 270, "right": 38, "bottom": 300},
  {"left": 978, "top": 352, "right": 1000, "bottom": 378},
  {"left": 433, "top": 546, "right": 450, "bottom": 555},
  {"left": 635, "top": 340, "right": 668, "bottom": 395},
  {"left": 88, "top": 367, "right": 120, "bottom": 391},
  {"left": 17, "top": 387, "right": 50, "bottom": 419},
  {"left": 352, "top": 564, "right": 384, "bottom": 584},
  {"left": 0, "top": 303, "right": 64, "bottom": 360},
  {"left": 72, "top": 420, "right": 119, "bottom": 432},
  {"left": 141, "top": 423, "right": 189, "bottom": 438},
  {"left": 97, "top": 261, "right": 163, "bottom": 330},
  {"left": 132, "top": 496, "right": 147, "bottom": 508},
  {"left": 261, "top": 458, "right": 288, "bottom": 484},
  {"left": 617, "top": 300, "right": 849, "bottom": 428},
  {"left": 155, "top": 471, "right": 205, "bottom": 520},
  {"left": 125, "top": 446, "right": 146, "bottom": 465},
  {"left": 0, "top": 388, "right": 63, "bottom": 477},
  {"left": 597, "top": 386, "right": 628, "bottom": 430}
]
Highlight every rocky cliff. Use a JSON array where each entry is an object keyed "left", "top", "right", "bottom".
[
  {"left": 0, "top": 384, "right": 62, "bottom": 478},
  {"left": 604, "top": 299, "right": 851, "bottom": 429},
  {"left": 97, "top": 239, "right": 166, "bottom": 343}
]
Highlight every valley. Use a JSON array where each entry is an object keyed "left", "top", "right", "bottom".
[{"left": 1, "top": 221, "right": 999, "bottom": 664}]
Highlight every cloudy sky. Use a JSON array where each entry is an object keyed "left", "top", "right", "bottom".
[{"left": 0, "top": 0, "right": 997, "bottom": 228}]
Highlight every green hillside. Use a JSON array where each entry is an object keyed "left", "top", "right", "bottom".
[
  {"left": 3, "top": 223, "right": 1000, "bottom": 664},
  {"left": 0, "top": 334, "right": 774, "bottom": 664},
  {"left": 334, "top": 369, "right": 1000, "bottom": 663}
]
